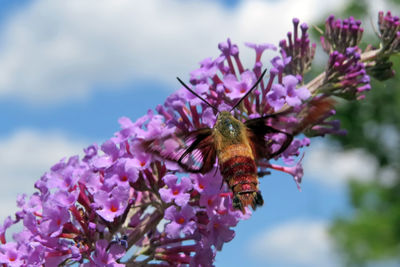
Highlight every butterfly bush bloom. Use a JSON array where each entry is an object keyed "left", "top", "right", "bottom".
[
  {"left": 320, "top": 15, "right": 364, "bottom": 54},
  {"left": 321, "top": 47, "right": 370, "bottom": 100},
  {"left": 159, "top": 175, "right": 192, "bottom": 206},
  {"left": 267, "top": 75, "right": 310, "bottom": 111},
  {"left": 279, "top": 18, "right": 316, "bottom": 76},
  {"left": 378, "top": 11, "right": 400, "bottom": 54},
  {"left": 0, "top": 12, "right": 399, "bottom": 266}
]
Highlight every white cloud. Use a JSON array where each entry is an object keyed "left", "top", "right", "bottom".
[
  {"left": 0, "top": 129, "right": 86, "bottom": 222},
  {"left": 249, "top": 219, "right": 340, "bottom": 267},
  {"left": 0, "top": 0, "right": 346, "bottom": 104},
  {"left": 303, "top": 141, "right": 378, "bottom": 187}
]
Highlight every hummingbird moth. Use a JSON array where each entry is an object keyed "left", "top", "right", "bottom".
[{"left": 144, "top": 70, "right": 333, "bottom": 213}]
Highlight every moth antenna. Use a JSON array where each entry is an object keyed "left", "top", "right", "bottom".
[
  {"left": 176, "top": 77, "right": 219, "bottom": 113},
  {"left": 230, "top": 69, "right": 267, "bottom": 112}
]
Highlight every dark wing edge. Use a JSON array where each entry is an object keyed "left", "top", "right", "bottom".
[
  {"left": 142, "top": 128, "right": 217, "bottom": 174},
  {"left": 245, "top": 117, "right": 293, "bottom": 160}
]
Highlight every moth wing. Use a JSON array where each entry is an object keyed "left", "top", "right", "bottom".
[
  {"left": 143, "top": 128, "right": 216, "bottom": 173},
  {"left": 294, "top": 97, "right": 336, "bottom": 133},
  {"left": 245, "top": 97, "right": 335, "bottom": 160},
  {"left": 245, "top": 117, "right": 293, "bottom": 160}
]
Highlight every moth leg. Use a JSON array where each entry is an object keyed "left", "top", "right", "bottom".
[
  {"left": 232, "top": 195, "right": 242, "bottom": 210},
  {"left": 257, "top": 170, "right": 271, "bottom": 178},
  {"left": 253, "top": 191, "right": 264, "bottom": 206}
]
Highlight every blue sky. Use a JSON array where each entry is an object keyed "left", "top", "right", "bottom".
[{"left": 0, "top": 0, "right": 392, "bottom": 266}]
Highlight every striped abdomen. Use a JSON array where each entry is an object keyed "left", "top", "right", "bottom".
[{"left": 219, "top": 144, "right": 264, "bottom": 212}]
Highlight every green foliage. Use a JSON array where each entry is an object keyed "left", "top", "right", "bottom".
[
  {"left": 389, "top": 0, "right": 400, "bottom": 6},
  {"left": 330, "top": 180, "right": 400, "bottom": 266},
  {"left": 340, "top": 0, "right": 369, "bottom": 17}
]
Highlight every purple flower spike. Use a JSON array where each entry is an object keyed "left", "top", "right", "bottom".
[
  {"left": 378, "top": 11, "right": 400, "bottom": 53},
  {"left": 323, "top": 47, "right": 371, "bottom": 100},
  {"left": 368, "top": 11, "right": 400, "bottom": 81},
  {"left": 321, "top": 15, "right": 363, "bottom": 54},
  {"left": 279, "top": 18, "right": 315, "bottom": 76}
]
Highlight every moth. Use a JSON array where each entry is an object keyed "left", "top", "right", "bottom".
[{"left": 144, "top": 70, "right": 333, "bottom": 213}]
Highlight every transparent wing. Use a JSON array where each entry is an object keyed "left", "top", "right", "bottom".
[
  {"left": 245, "top": 117, "right": 293, "bottom": 160},
  {"left": 143, "top": 128, "right": 216, "bottom": 173},
  {"left": 245, "top": 97, "right": 335, "bottom": 160}
]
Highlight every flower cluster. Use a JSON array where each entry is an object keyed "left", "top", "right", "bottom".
[
  {"left": 279, "top": 18, "right": 316, "bottom": 76},
  {"left": 320, "top": 15, "right": 363, "bottom": 54},
  {"left": 366, "top": 11, "right": 400, "bottom": 81},
  {"left": 322, "top": 47, "right": 370, "bottom": 100},
  {"left": 0, "top": 12, "right": 398, "bottom": 266},
  {"left": 378, "top": 11, "right": 400, "bottom": 54}
]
